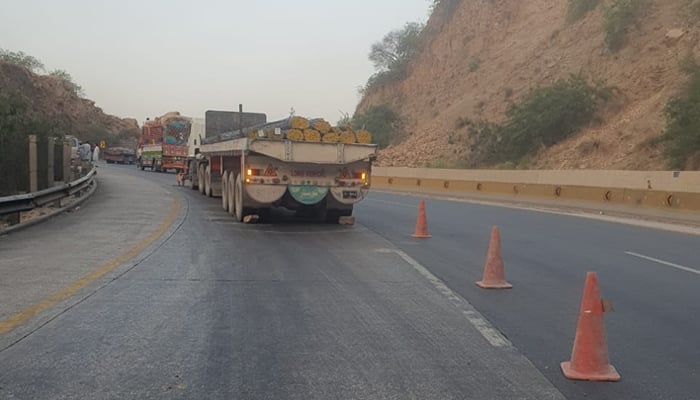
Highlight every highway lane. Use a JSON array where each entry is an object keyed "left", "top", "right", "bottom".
[
  {"left": 0, "top": 165, "right": 564, "bottom": 399},
  {"left": 357, "top": 192, "right": 700, "bottom": 400}
]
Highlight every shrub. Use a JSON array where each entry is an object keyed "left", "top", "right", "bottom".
[
  {"left": 688, "top": 0, "right": 700, "bottom": 19},
  {"left": 603, "top": 0, "right": 649, "bottom": 51},
  {"left": 352, "top": 104, "right": 399, "bottom": 148},
  {"left": 567, "top": 0, "right": 601, "bottom": 21},
  {"left": 49, "top": 69, "right": 84, "bottom": 97},
  {"left": 499, "top": 74, "right": 612, "bottom": 160},
  {"left": 464, "top": 74, "right": 612, "bottom": 166},
  {"left": 658, "top": 58, "right": 700, "bottom": 169},
  {"left": 0, "top": 48, "right": 44, "bottom": 72},
  {"left": 468, "top": 57, "right": 481, "bottom": 73}
]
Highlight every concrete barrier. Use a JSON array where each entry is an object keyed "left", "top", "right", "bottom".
[{"left": 372, "top": 167, "right": 700, "bottom": 212}]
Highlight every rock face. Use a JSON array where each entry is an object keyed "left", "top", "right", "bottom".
[
  {"left": 0, "top": 61, "right": 139, "bottom": 140},
  {"left": 358, "top": 0, "right": 700, "bottom": 169}
]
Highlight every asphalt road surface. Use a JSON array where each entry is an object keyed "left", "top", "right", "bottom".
[{"left": 0, "top": 164, "right": 698, "bottom": 400}]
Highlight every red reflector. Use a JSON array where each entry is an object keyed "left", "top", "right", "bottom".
[{"left": 263, "top": 164, "right": 278, "bottom": 177}]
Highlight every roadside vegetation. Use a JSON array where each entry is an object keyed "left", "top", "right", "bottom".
[
  {"left": 567, "top": 0, "right": 601, "bottom": 21},
  {"left": 458, "top": 74, "right": 613, "bottom": 167},
  {"left": 602, "top": 0, "right": 649, "bottom": 51},
  {"left": 657, "top": 57, "right": 700, "bottom": 169},
  {"left": 351, "top": 104, "right": 399, "bottom": 148},
  {"left": 1, "top": 48, "right": 83, "bottom": 96},
  {"left": 359, "top": 22, "right": 424, "bottom": 96},
  {"left": 687, "top": 0, "right": 700, "bottom": 19}
]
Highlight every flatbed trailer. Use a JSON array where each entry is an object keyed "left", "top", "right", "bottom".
[{"left": 193, "top": 134, "right": 377, "bottom": 223}]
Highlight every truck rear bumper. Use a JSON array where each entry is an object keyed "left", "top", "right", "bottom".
[{"left": 243, "top": 184, "right": 368, "bottom": 208}]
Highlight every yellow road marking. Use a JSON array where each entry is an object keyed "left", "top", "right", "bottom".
[{"left": 0, "top": 194, "right": 182, "bottom": 336}]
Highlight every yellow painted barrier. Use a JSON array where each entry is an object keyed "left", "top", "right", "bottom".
[{"left": 371, "top": 168, "right": 700, "bottom": 212}]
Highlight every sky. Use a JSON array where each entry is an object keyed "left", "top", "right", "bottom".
[{"left": 1, "top": 0, "right": 430, "bottom": 124}]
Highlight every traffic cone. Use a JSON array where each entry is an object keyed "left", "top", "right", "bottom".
[
  {"left": 411, "top": 200, "right": 432, "bottom": 238},
  {"left": 561, "top": 272, "right": 620, "bottom": 381},
  {"left": 476, "top": 226, "right": 512, "bottom": 289}
]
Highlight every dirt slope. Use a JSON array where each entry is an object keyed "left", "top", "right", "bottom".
[
  {"left": 357, "top": 0, "right": 700, "bottom": 169},
  {"left": 0, "top": 61, "right": 138, "bottom": 140}
]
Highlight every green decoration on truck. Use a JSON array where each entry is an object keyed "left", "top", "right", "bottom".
[{"left": 288, "top": 185, "right": 329, "bottom": 205}]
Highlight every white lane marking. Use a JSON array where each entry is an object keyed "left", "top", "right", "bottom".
[
  {"left": 625, "top": 252, "right": 700, "bottom": 276},
  {"left": 383, "top": 248, "right": 512, "bottom": 348}
]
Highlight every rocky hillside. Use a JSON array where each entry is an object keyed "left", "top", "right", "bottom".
[
  {"left": 357, "top": 0, "right": 700, "bottom": 169},
  {"left": 0, "top": 61, "right": 139, "bottom": 144}
]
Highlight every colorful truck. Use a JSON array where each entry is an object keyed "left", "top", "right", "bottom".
[
  {"left": 137, "top": 112, "right": 191, "bottom": 172},
  {"left": 189, "top": 110, "right": 377, "bottom": 224},
  {"left": 104, "top": 147, "right": 136, "bottom": 164}
]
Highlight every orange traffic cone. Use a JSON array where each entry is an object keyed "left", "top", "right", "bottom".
[
  {"left": 411, "top": 200, "right": 432, "bottom": 238},
  {"left": 561, "top": 272, "right": 620, "bottom": 381},
  {"left": 476, "top": 226, "right": 512, "bottom": 289}
]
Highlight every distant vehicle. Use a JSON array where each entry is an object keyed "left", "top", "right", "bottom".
[
  {"left": 104, "top": 147, "right": 136, "bottom": 164},
  {"left": 137, "top": 112, "right": 191, "bottom": 173},
  {"left": 191, "top": 110, "right": 377, "bottom": 224}
]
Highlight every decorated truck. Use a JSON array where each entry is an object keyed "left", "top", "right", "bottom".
[
  {"left": 104, "top": 147, "right": 136, "bottom": 164},
  {"left": 137, "top": 112, "right": 191, "bottom": 172},
  {"left": 190, "top": 110, "right": 377, "bottom": 224}
]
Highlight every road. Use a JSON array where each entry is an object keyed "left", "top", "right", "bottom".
[{"left": 0, "top": 164, "right": 698, "bottom": 399}]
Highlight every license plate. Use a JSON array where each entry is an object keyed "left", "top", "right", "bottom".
[{"left": 342, "top": 191, "right": 358, "bottom": 199}]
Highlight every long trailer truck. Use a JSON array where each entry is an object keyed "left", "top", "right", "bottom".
[{"left": 189, "top": 111, "right": 377, "bottom": 224}]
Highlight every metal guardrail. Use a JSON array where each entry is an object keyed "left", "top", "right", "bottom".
[{"left": 0, "top": 167, "right": 97, "bottom": 217}]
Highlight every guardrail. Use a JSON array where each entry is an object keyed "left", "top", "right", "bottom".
[
  {"left": 0, "top": 167, "right": 97, "bottom": 225},
  {"left": 372, "top": 167, "right": 700, "bottom": 212}
]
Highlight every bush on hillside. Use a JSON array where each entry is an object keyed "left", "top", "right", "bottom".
[
  {"left": 567, "top": 0, "right": 601, "bottom": 21},
  {"left": 603, "top": 0, "right": 649, "bottom": 51},
  {"left": 463, "top": 74, "right": 613, "bottom": 166},
  {"left": 499, "top": 74, "right": 612, "bottom": 160},
  {"left": 362, "top": 22, "right": 424, "bottom": 95},
  {"left": 49, "top": 69, "right": 84, "bottom": 96},
  {"left": 688, "top": 0, "right": 700, "bottom": 19},
  {"left": 658, "top": 58, "right": 700, "bottom": 169},
  {"left": 352, "top": 104, "right": 399, "bottom": 148},
  {"left": 0, "top": 48, "right": 44, "bottom": 73}
]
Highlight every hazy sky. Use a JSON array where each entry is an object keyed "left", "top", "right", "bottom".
[{"left": 1, "top": 0, "right": 430, "bottom": 124}]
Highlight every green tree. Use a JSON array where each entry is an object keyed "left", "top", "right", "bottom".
[
  {"left": 352, "top": 104, "right": 399, "bottom": 148},
  {"left": 0, "top": 48, "right": 44, "bottom": 72},
  {"left": 49, "top": 69, "right": 85, "bottom": 96},
  {"left": 369, "top": 22, "right": 424, "bottom": 74}
]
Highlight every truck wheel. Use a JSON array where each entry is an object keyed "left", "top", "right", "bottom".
[
  {"left": 221, "top": 171, "right": 229, "bottom": 211},
  {"left": 227, "top": 173, "right": 236, "bottom": 216},
  {"left": 189, "top": 163, "right": 198, "bottom": 190},
  {"left": 205, "top": 166, "right": 212, "bottom": 197},
  {"left": 234, "top": 174, "right": 245, "bottom": 222},
  {"left": 198, "top": 166, "right": 206, "bottom": 195}
]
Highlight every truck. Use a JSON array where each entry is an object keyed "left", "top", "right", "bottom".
[
  {"left": 188, "top": 110, "right": 377, "bottom": 224},
  {"left": 104, "top": 147, "right": 136, "bottom": 164},
  {"left": 137, "top": 112, "right": 191, "bottom": 173}
]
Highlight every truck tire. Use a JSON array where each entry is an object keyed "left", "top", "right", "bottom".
[
  {"left": 189, "top": 162, "right": 198, "bottom": 190},
  {"left": 234, "top": 174, "right": 246, "bottom": 222},
  {"left": 227, "top": 173, "right": 236, "bottom": 216},
  {"left": 205, "top": 166, "right": 212, "bottom": 197},
  {"left": 197, "top": 166, "right": 205, "bottom": 194},
  {"left": 221, "top": 171, "right": 229, "bottom": 211}
]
